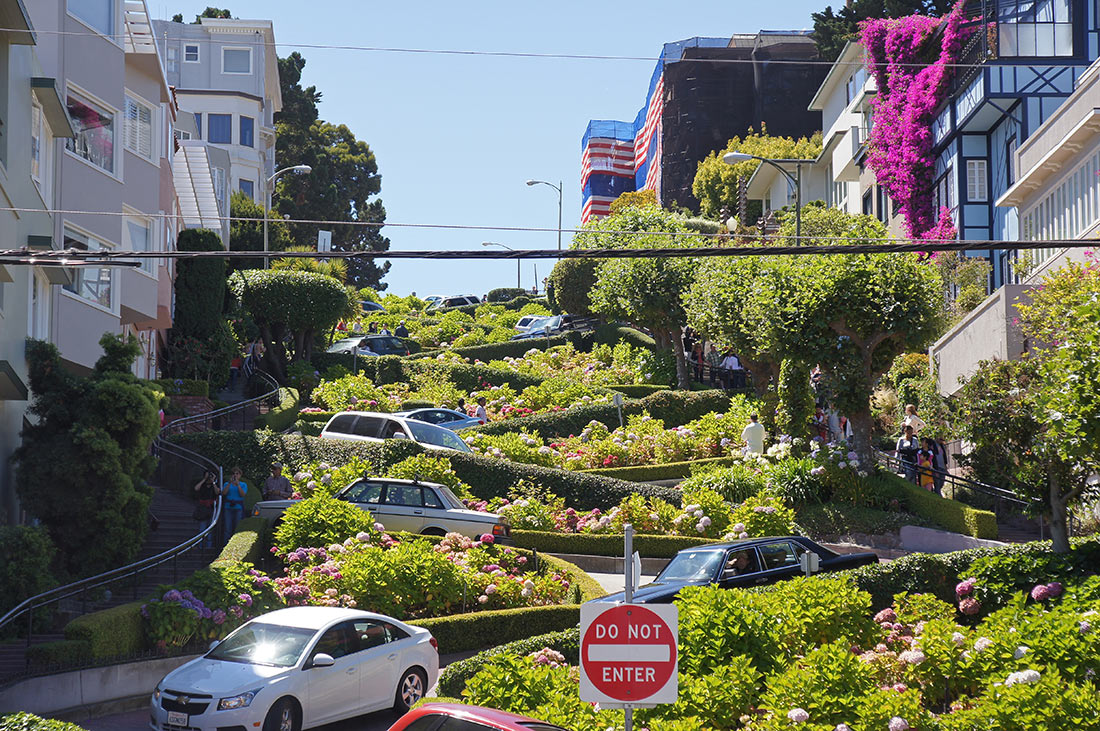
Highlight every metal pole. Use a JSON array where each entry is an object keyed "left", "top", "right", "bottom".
[
  {"left": 624, "top": 523, "right": 633, "bottom": 731},
  {"left": 557, "top": 181, "right": 563, "bottom": 251},
  {"left": 795, "top": 163, "right": 802, "bottom": 241},
  {"left": 263, "top": 182, "right": 269, "bottom": 270},
  {"left": 516, "top": 258, "right": 521, "bottom": 289}
]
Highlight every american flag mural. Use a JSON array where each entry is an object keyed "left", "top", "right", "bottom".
[{"left": 580, "top": 39, "right": 726, "bottom": 223}]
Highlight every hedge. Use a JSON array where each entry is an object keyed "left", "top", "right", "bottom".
[
  {"left": 0, "top": 713, "right": 90, "bottom": 730},
  {"left": 437, "top": 627, "right": 581, "bottom": 697},
  {"left": 171, "top": 432, "right": 682, "bottom": 511},
  {"left": 540, "top": 554, "right": 606, "bottom": 602},
  {"left": 567, "top": 324, "right": 656, "bottom": 351},
  {"left": 607, "top": 384, "right": 669, "bottom": 398},
  {"left": 62, "top": 601, "right": 147, "bottom": 660},
  {"left": 212, "top": 517, "right": 267, "bottom": 566},
  {"left": 487, "top": 287, "right": 529, "bottom": 303},
  {"left": 253, "top": 387, "right": 300, "bottom": 432},
  {"left": 414, "top": 336, "right": 571, "bottom": 363},
  {"left": 308, "top": 354, "right": 544, "bottom": 393},
  {"left": 469, "top": 388, "right": 731, "bottom": 440},
  {"left": 582, "top": 456, "right": 737, "bottom": 482},
  {"left": 151, "top": 378, "right": 210, "bottom": 398},
  {"left": 876, "top": 472, "right": 997, "bottom": 539},
  {"left": 512, "top": 530, "right": 719, "bottom": 559},
  {"left": 409, "top": 605, "right": 579, "bottom": 655}
]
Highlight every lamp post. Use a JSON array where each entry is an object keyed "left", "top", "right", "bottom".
[
  {"left": 525, "top": 179, "right": 563, "bottom": 251},
  {"left": 483, "top": 241, "right": 520, "bottom": 288},
  {"left": 264, "top": 164, "right": 312, "bottom": 268},
  {"left": 722, "top": 153, "right": 815, "bottom": 240}
]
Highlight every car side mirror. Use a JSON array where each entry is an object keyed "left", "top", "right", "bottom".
[
  {"left": 392, "top": 432, "right": 409, "bottom": 440},
  {"left": 309, "top": 653, "right": 335, "bottom": 668},
  {"left": 208, "top": 640, "right": 219, "bottom": 652}
]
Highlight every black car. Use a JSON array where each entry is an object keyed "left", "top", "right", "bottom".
[
  {"left": 327, "top": 335, "right": 409, "bottom": 356},
  {"left": 590, "top": 536, "right": 878, "bottom": 604}
]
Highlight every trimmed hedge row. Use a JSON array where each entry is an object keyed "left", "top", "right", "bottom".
[
  {"left": 437, "top": 627, "right": 581, "bottom": 697},
  {"left": 0, "top": 713, "right": 90, "bottom": 730},
  {"left": 410, "top": 605, "right": 580, "bottom": 656},
  {"left": 606, "top": 384, "right": 670, "bottom": 398},
  {"left": 254, "top": 387, "right": 300, "bottom": 432},
  {"left": 150, "top": 378, "right": 210, "bottom": 398},
  {"left": 877, "top": 472, "right": 998, "bottom": 539},
  {"left": 540, "top": 554, "right": 606, "bottom": 602},
  {"left": 469, "top": 388, "right": 731, "bottom": 439},
  {"left": 413, "top": 336, "right": 571, "bottom": 363},
  {"left": 171, "top": 432, "right": 682, "bottom": 511},
  {"left": 308, "top": 354, "right": 544, "bottom": 393},
  {"left": 212, "top": 517, "right": 267, "bottom": 566},
  {"left": 582, "top": 456, "right": 737, "bottom": 482},
  {"left": 513, "top": 530, "right": 719, "bottom": 559}
]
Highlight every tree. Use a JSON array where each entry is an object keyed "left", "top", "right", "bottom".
[
  {"left": 274, "top": 53, "right": 391, "bottom": 289},
  {"left": 14, "top": 335, "right": 159, "bottom": 578},
  {"left": 229, "top": 270, "right": 357, "bottom": 383},
  {"left": 166, "top": 228, "right": 236, "bottom": 384},
  {"left": 579, "top": 206, "right": 702, "bottom": 389},
  {"left": 272, "top": 245, "right": 348, "bottom": 282},
  {"left": 228, "top": 190, "right": 292, "bottom": 272},
  {"left": 811, "top": 1, "right": 955, "bottom": 61},
  {"left": 547, "top": 258, "right": 599, "bottom": 315},
  {"left": 692, "top": 129, "right": 822, "bottom": 221},
  {"left": 609, "top": 189, "right": 658, "bottom": 216}
]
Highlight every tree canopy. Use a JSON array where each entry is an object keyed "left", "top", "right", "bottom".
[
  {"left": 274, "top": 52, "right": 391, "bottom": 289},
  {"left": 228, "top": 190, "right": 292, "bottom": 272},
  {"left": 166, "top": 228, "right": 236, "bottom": 384},
  {"left": 15, "top": 335, "right": 159, "bottom": 578},
  {"left": 811, "top": 1, "right": 955, "bottom": 60}
]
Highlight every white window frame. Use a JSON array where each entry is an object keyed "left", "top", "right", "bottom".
[
  {"left": 221, "top": 46, "right": 252, "bottom": 75},
  {"left": 65, "top": 86, "right": 119, "bottom": 178},
  {"left": 967, "top": 159, "right": 988, "bottom": 202},
  {"left": 123, "top": 91, "right": 156, "bottom": 163},
  {"left": 166, "top": 46, "right": 179, "bottom": 75},
  {"left": 61, "top": 224, "right": 116, "bottom": 312},
  {"left": 184, "top": 43, "right": 200, "bottom": 63},
  {"left": 31, "top": 99, "right": 43, "bottom": 185},
  {"left": 123, "top": 207, "right": 156, "bottom": 277}
]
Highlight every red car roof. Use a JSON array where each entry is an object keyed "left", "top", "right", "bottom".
[{"left": 388, "top": 703, "right": 565, "bottom": 731}]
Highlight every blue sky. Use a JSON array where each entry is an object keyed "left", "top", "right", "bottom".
[{"left": 160, "top": 0, "right": 825, "bottom": 295}]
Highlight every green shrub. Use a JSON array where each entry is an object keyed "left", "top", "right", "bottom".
[
  {"left": 964, "top": 538, "right": 1100, "bottom": 612},
  {"left": 25, "top": 639, "right": 93, "bottom": 669},
  {"left": 877, "top": 472, "right": 997, "bottom": 539},
  {"left": 679, "top": 463, "right": 767, "bottom": 503},
  {"left": 273, "top": 494, "right": 377, "bottom": 554},
  {"left": 437, "top": 627, "right": 580, "bottom": 697},
  {"left": 400, "top": 399, "right": 435, "bottom": 410},
  {"left": 253, "top": 387, "right": 299, "bottom": 431},
  {"left": 63, "top": 602, "right": 146, "bottom": 659},
  {"left": 0, "top": 525, "right": 57, "bottom": 619},
  {"left": 762, "top": 457, "right": 828, "bottom": 505},
  {"left": 581, "top": 456, "right": 737, "bottom": 482},
  {"left": 795, "top": 503, "right": 928, "bottom": 537},
  {"left": 0, "top": 713, "right": 90, "bottom": 730},
  {"left": 384, "top": 453, "right": 472, "bottom": 498},
  {"left": 410, "top": 604, "right": 580, "bottom": 655},
  {"left": 512, "top": 530, "right": 719, "bottom": 558},
  {"left": 151, "top": 378, "right": 209, "bottom": 398},
  {"left": 212, "top": 517, "right": 267, "bottom": 565},
  {"left": 539, "top": 554, "right": 605, "bottom": 602},
  {"left": 488, "top": 287, "right": 528, "bottom": 303},
  {"left": 729, "top": 494, "right": 798, "bottom": 538},
  {"left": 607, "top": 383, "right": 669, "bottom": 398}
]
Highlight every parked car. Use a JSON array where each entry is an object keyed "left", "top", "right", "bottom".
[
  {"left": 428, "top": 294, "right": 481, "bottom": 310},
  {"left": 150, "top": 606, "right": 438, "bottom": 731},
  {"left": 510, "top": 315, "right": 561, "bottom": 340},
  {"left": 326, "top": 335, "right": 409, "bottom": 357},
  {"left": 252, "top": 477, "right": 510, "bottom": 540},
  {"left": 387, "top": 703, "right": 566, "bottom": 731},
  {"left": 588, "top": 537, "right": 878, "bottom": 604},
  {"left": 514, "top": 314, "right": 546, "bottom": 332},
  {"left": 394, "top": 407, "right": 484, "bottom": 430},
  {"left": 360, "top": 300, "right": 386, "bottom": 312},
  {"left": 320, "top": 411, "right": 473, "bottom": 453}
]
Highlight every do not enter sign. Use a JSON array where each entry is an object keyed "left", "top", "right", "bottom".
[{"left": 579, "top": 603, "right": 678, "bottom": 706}]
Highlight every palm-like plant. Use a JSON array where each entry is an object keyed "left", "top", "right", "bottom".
[{"left": 272, "top": 245, "right": 348, "bottom": 282}]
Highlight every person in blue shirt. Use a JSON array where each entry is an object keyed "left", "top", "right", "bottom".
[{"left": 221, "top": 467, "right": 248, "bottom": 538}]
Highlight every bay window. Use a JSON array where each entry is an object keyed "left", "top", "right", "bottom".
[
  {"left": 998, "top": 0, "right": 1073, "bottom": 57},
  {"left": 208, "top": 113, "right": 231, "bottom": 144},
  {"left": 63, "top": 227, "right": 114, "bottom": 309},
  {"left": 125, "top": 214, "right": 154, "bottom": 275},
  {"left": 68, "top": 0, "right": 114, "bottom": 36},
  {"left": 66, "top": 94, "right": 115, "bottom": 173}
]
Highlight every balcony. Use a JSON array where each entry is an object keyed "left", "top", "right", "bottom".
[{"left": 832, "top": 126, "right": 863, "bottom": 182}]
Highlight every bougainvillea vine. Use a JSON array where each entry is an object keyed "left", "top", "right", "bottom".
[{"left": 861, "top": 0, "right": 973, "bottom": 241}]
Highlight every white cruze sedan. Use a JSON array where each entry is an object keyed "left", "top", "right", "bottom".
[{"left": 149, "top": 606, "right": 438, "bottom": 731}]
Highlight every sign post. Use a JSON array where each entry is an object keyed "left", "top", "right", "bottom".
[{"left": 580, "top": 524, "right": 677, "bottom": 731}]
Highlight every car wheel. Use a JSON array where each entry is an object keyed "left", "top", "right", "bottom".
[
  {"left": 393, "top": 667, "right": 427, "bottom": 713},
  {"left": 262, "top": 698, "right": 300, "bottom": 731},
  {"left": 421, "top": 527, "right": 446, "bottom": 537}
]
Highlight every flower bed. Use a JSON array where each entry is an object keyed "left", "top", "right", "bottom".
[
  {"left": 447, "top": 571, "right": 1100, "bottom": 729},
  {"left": 483, "top": 342, "right": 654, "bottom": 387}
]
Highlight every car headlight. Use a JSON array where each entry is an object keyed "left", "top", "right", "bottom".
[
  {"left": 152, "top": 687, "right": 161, "bottom": 702},
  {"left": 217, "top": 689, "right": 260, "bottom": 711}
]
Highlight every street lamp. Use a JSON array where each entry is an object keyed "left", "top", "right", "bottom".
[
  {"left": 722, "top": 152, "right": 815, "bottom": 240},
  {"left": 525, "top": 179, "right": 563, "bottom": 251},
  {"left": 264, "top": 164, "right": 312, "bottom": 268},
  {"left": 483, "top": 241, "right": 520, "bottom": 288}
]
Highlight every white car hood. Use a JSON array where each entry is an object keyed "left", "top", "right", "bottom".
[
  {"left": 445, "top": 508, "right": 502, "bottom": 523},
  {"left": 163, "top": 656, "right": 287, "bottom": 696}
]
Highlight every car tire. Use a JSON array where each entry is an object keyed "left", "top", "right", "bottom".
[
  {"left": 420, "top": 527, "right": 446, "bottom": 537},
  {"left": 262, "top": 698, "right": 300, "bottom": 731},
  {"left": 393, "top": 667, "right": 427, "bottom": 713}
]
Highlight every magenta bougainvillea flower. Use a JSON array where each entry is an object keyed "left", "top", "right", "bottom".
[{"left": 861, "top": 0, "right": 973, "bottom": 242}]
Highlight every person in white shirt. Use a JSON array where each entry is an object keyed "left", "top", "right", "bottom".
[
  {"left": 351, "top": 321, "right": 363, "bottom": 334},
  {"left": 475, "top": 397, "right": 488, "bottom": 422},
  {"left": 903, "top": 404, "right": 927, "bottom": 434},
  {"left": 741, "top": 413, "right": 766, "bottom": 455}
]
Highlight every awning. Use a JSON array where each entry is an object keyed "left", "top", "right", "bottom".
[
  {"left": 41, "top": 266, "right": 73, "bottom": 286},
  {"left": 27, "top": 234, "right": 52, "bottom": 249},
  {"left": 0, "top": 361, "right": 28, "bottom": 401},
  {"left": 0, "top": 264, "right": 12, "bottom": 283},
  {"left": 31, "top": 77, "right": 75, "bottom": 138},
  {"left": 173, "top": 142, "right": 224, "bottom": 233},
  {"left": 0, "top": 0, "right": 35, "bottom": 45}
]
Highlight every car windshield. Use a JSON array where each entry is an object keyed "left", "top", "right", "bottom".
[
  {"left": 367, "top": 337, "right": 404, "bottom": 351},
  {"left": 657, "top": 550, "right": 725, "bottom": 582},
  {"left": 435, "top": 485, "right": 468, "bottom": 509},
  {"left": 405, "top": 420, "right": 473, "bottom": 452},
  {"left": 206, "top": 622, "right": 316, "bottom": 667},
  {"left": 326, "top": 339, "right": 359, "bottom": 353}
]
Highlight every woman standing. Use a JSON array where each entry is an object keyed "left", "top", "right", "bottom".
[
  {"left": 221, "top": 467, "right": 248, "bottom": 539},
  {"left": 192, "top": 471, "right": 218, "bottom": 547},
  {"left": 895, "top": 425, "right": 920, "bottom": 483}
]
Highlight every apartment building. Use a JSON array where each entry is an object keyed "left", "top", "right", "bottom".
[{"left": 152, "top": 17, "right": 281, "bottom": 207}]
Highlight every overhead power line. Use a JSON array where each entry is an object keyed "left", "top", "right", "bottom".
[{"left": 0, "top": 238, "right": 1091, "bottom": 265}]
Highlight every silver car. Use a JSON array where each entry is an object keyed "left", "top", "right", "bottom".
[
  {"left": 320, "top": 411, "right": 473, "bottom": 453},
  {"left": 252, "top": 477, "right": 510, "bottom": 541},
  {"left": 394, "top": 407, "right": 484, "bottom": 431}
]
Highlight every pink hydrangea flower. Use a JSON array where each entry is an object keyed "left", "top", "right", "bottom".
[
  {"left": 875, "top": 608, "right": 897, "bottom": 624},
  {"left": 888, "top": 718, "right": 910, "bottom": 731},
  {"left": 1030, "top": 584, "right": 1051, "bottom": 601},
  {"left": 959, "top": 597, "right": 981, "bottom": 615},
  {"left": 787, "top": 708, "right": 809, "bottom": 723},
  {"left": 955, "top": 578, "right": 976, "bottom": 598},
  {"left": 1046, "top": 582, "right": 1064, "bottom": 597}
]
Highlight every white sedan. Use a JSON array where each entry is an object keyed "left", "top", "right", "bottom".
[{"left": 150, "top": 606, "right": 438, "bottom": 731}]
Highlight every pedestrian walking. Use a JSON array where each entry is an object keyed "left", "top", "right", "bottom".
[{"left": 741, "top": 413, "right": 766, "bottom": 455}]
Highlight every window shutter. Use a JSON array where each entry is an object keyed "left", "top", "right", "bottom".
[
  {"left": 967, "top": 160, "right": 988, "bottom": 202},
  {"left": 139, "top": 103, "right": 152, "bottom": 159}
]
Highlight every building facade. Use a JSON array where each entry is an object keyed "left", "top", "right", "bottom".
[
  {"left": 581, "top": 32, "right": 827, "bottom": 222},
  {"left": 152, "top": 17, "right": 281, "bottom": 207}
]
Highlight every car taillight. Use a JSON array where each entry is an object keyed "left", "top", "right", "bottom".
[
  {"left": 479, "top": 419, "right": 485, "bottom": 425},
  {"left": 492, "top": 523, "right": 509, "bottom": 536},
  {"left": 429, "top": 636, "right": 438, "bottom": 651}
]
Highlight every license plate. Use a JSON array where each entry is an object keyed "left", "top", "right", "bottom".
[{"left": 166, "top": 711, "right": 188, "bottom": 726}]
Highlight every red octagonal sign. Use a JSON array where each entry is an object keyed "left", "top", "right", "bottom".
[{"left": 579, "top": 603, "right": 678, "bottom": 706}]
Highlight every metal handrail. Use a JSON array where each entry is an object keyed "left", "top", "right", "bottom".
[
  {"left": 876, "top": 449, "right": 1039, "bottom": 507},
  {"left": 0, "top": 368, "right": 281, "bottom": 649},
  {"left": 160, "top": 368, "right": 281, "bottom": 436}
]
